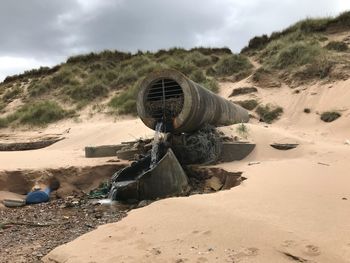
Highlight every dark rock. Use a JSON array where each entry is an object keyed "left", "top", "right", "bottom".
[
  {"left": 229, "top": 87, "right": 258, "bottom": 97},
  {"left": 270, "top": 143, "right": 298, "bottom": 150}
]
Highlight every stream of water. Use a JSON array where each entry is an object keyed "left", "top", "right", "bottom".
[{"left": 150, "top": 122, "right": 163, "bottom": 169}]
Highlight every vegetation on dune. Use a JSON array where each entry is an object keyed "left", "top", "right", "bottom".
[
  {"left": 214, "top": 54, "right": 253, "bottom": 78},
  {"left": 236, "top": 123, "right": 249, "bottom": 138},
  {"left": 201, "top": 78, "right": 219, "bottom": 93},
  {"left": 234, "top": 99, "right": 259, "bottom": 111},
  {"left": 65, "top": 80, "right": 109, "bottom": 102},
  {"left": 3, "top": 66, "right": 61, "bottom": 84},
  {"left": 325, "top": 41, "right": 348, "bottom": 52},
  {"left": 2, "top": 85, "right": 22, "bottom": 102},
  {"left": 66, "top": 50, "right": 132, "bottom": 64},
  {"left": 256, "top": 104, "right": 283, "bottom": 123},
  {"left": 320, "top": 111, "right": 341, "bottom": 122},
  {"left": 242, "top": 11, "right": 350, "bottom": 53},
  {"left": 0, "top": 100, "right": 73, "bottom": 127},
  {"left": 241, "top": 11, "right": 350, "bottom": 84},
  {"left": 293, "top": 57, "right": 333, "bottom": 80},
  {"left": 256, "top": 30, "right": 331, "bottom": 66},
  {"left": 265, "top": 42, "right": 323, "bottom": 69},
  {"left": 264, "top": 39, "right": 335, "bottom": 81},
  {"left": 108, "top": 83, "right": 139, "bottom": 115},
  {"left": 0, "top": 101, "right": 5, "bottom": 112},
  {"left": 251, "top": 67, "right": 271, "bottom": 82}
]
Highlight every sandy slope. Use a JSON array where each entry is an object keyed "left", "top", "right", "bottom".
[
  {"left": 2, "top": 76, "right": 350, "bottom": 262},
  {"left": 221, "top": 78, "right": 350, "bottom": 139}
]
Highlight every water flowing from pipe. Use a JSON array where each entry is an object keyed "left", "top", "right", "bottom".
[{"left": 150, "top": 122, "right": 163, "bottom": 169}]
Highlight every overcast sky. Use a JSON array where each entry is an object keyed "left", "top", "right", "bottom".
[{"left": 0, "top": 0, "right": 349, "bottom": 81}]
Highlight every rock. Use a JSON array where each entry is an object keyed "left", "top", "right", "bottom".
[
  {"left": 205, "top": 177, "right": 223, "bottom": 191},
  {"left": 229, "top": 87, "right": 258, "bottom": 97},
  {"left": 222, "top": 172, "right": 243, "bottom": 190},
  {"left": 3, "top": 198, "right": 26, "bottom": 208},
  {"left": 0, "top": 191, "right": 26, "bottom": 208},
  {"left": 137, "top": 200, "right": 153, "bottom": 208}
]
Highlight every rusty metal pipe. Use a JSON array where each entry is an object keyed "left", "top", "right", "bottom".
[{"left": 137, "top": 69, "right": 249, "bottom": 133}]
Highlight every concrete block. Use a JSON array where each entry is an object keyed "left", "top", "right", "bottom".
[{"left": 85, "top": 145, "right": 124, "bottom": 158}]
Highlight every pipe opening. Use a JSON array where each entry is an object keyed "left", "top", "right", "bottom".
[{"left": 145, "top": 78, "right": 184, "bottom": 121}]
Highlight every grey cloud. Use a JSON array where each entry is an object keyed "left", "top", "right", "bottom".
[
  {"left": 61, "top": 0, "right": 350, "bottom": 54},
  {"left": 62, "top": 0, "right": 232, "bottom": 53},
  {"left": 0, "top": 0, "right": 79, "bottom": 59},
  {"left": 0, "top": 0, "right": 349, "bottom": 80}
]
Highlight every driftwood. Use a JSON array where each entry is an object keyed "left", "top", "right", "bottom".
[{"left": 0, "top": 136, "right": 64, "bottom": 151}]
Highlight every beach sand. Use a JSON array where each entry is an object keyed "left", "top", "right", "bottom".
[{"left": 1, "top": 78, "right": 350, "bottom": 262}]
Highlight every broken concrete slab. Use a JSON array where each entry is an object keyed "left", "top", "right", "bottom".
[
  {"left": 110, "top": 149, "right": 189, "bottom": 202},
  {"left": 138, "top": 149, "right": 189, "bottom": 200},
  {"left": 219, "top": 142, "right": 256, "bottom": 162},
  {"left": 85, "top": 145, "right": 125, "bottom": 158},
  {"left": 116, "top": 148, "right": 140, "bottom": 161},
  {"left": 87, "top": 139, "right": 152, "bottom": 159}
]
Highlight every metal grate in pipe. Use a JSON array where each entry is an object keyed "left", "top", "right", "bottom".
[{"left": 145, "top": 78, "right": 184, "bottom": 120}]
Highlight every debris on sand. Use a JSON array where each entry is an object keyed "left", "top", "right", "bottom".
[
  {"left": 0, "top": 196, "right": 127, "bottom": 263},
  {"left": 317, "top": 162, "right": 330, "bottom": 166},
  {"left": 0, "top": 134, "right": 64, "bottom": 151},
  {"left": 186, "top": 166, "right": 245, "bottom": 194}
]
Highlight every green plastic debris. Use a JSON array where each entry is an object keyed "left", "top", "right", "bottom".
[{"left": 88, "top": 181, "right": 110, "bottom": 199}]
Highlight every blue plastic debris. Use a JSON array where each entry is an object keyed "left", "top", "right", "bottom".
[{"left": 26, "top": 187, "right": 51, "bottom": 204}]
